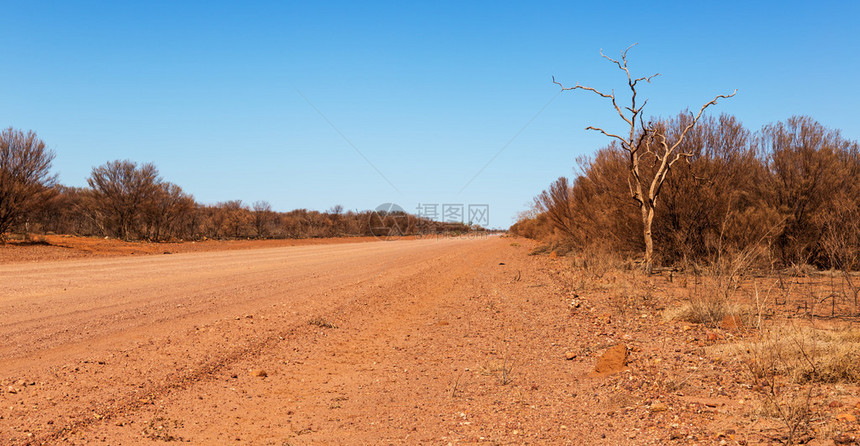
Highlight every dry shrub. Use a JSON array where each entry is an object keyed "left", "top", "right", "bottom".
[
  {"left": 528, "top": 238, "right": 576, "bottom": 257},
  {"left": 745, "top": 324, "right": 860, "bottom": 385},
  {"left": 517, "top": 115, "right": 860, "bottom": 272},
  {"left": 667, "top": 295, "right": 748, "bottom": 327},
  {"left": 566, "top": 244, "right": 638, "bottom": 299},
  {"left": 668, "top": 244, "right": 769, "bottom": 327},
  {"left": 482, "top": 356, "right": 514, "bottom": 386},
  {"left": 570, "top": 244, "right": 627, "bottom": 279},
  {"left": 726, "top": 323, "right": 860, "bottom": 444},
  {"left": 0, "top": 127, "right": 57, "bottom": 241},
  {"left": 754, "top": 385, "right": 816, "bottom": 446}
]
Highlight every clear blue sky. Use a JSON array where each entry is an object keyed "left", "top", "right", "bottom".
[{"left": 2, "top": 1, "right": 858, "bottom": 229}]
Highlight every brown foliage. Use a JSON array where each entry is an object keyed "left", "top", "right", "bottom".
[
  {"left": 86, "top": 160, "right": 162, "bottom": 240},
  {"left": 514, "top": 115, "right": 860, "bottom": 270},
  {"left": 0, "top": 128, "right": 57, "bottom": 240},
  {"left": 762, "top": 116, "right": 860, "bottom": 266}
]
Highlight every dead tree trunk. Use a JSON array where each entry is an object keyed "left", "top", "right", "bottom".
[
  {"left": 554, "top": 43, "right": 735, "bottom": 273},
  {"left": 641, "top": 202, "right": 655, "bottom": 271}
]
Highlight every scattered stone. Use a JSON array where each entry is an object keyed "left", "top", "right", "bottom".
[
  {"left": 719, "top": 315, "right": 742, "bottom": 331},
  {"left": 590, "top": 344, "right": 628, "bottom": 376},
  {"left": 6, "top": 386, "right": 17, "bottom": 394},
  {"left": 836, "top": 413, "right": 857, "bottom": 423},
  {"left": 565, "top": 351, "right": 577, "bottom": 360},
  {"left": 251, "top": 369, "right": 267, "bottom": 378},
  {"left": 830, "top": 400, "right": 845, "bottom": 408},
  {"left": 649, "top": 402, "right": 669, "bottom": 412},
  {"left": 834, "top": 433, "right": 858, "bottom": 444}
]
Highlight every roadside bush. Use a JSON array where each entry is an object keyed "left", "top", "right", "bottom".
[
  {"left": 514, "top": 114, "right": 860, "bottom": 270},
  {"left": 0, "top": 127, "right": 57, "bottom": 240}
]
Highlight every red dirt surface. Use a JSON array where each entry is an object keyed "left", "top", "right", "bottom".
[
  {"left": 0, "top": 234, "right": 418, "bottom": 264},
  {"left": 1, "top": 236, "right": 858, "bottom": 444}
]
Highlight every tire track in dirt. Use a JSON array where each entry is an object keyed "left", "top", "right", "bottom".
[{"left": 0, "top": 238, "right": 482, "bottom": 444}]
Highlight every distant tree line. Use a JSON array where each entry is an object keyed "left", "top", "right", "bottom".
[
  {"left": 511, "top": 115, "right": 860, "bottom": 270},
  {"left": 0, "top": 128, "right": 470, "bottom": 242}
]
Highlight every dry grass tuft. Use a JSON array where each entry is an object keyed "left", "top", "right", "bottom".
[
  {"left": 667, "top": 244, "right": 771, "bottom": 328},
  {"left": 665, "top": 298, "right": 752, "bottom": 328},
  {"left": 570, "top": 244, "right": 629, "bottom": 278},
  {"left": 308, "top": 317, "right": 338, "bottom": 329},
  {"left": 743, "top": 325, "right": 860, "bottom": 385},
  {"left": 727, "top": 323, "right": 860, "bottom": 444}
]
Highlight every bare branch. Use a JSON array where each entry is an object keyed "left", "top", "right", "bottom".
[
  {"left": 585, "top": 126, "right": 628, "bottom": 148},
  {"left": 553, "top": 76, "right": 611, "bottom": 97},
  {"left": 634, "top": 73, "right": 661, "bottom": 83},
  {"left": 599, "top": 48, "right": 626, "bottom": 72},
  {"left": 669, "top": 89, "right": 739, "bottom": 154},
  {"left": 554, "top": 76, "right": 632, "bottom": 126},
  {"left": 626, "top": 97, "right": 650, "bottom": 115},
  {"left": 691, "top": 89, "right": 738, "bottom": 125},
  {"left": 621, "top": 43, "right": 638, "bottom": 60},
  {"left": 631, "top": 73, "right": 661, "bottom": 88}
]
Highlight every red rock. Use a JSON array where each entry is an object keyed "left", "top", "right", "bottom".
[
  {"left": 649, "top": 402, "right": 669, "bottom": 412},
  {"left": 590, "top": 344, "right": 628, "bottom": 377},
  {"left": 719, "top": 315, "right": 742, "bottom": 331},
  {"left": 836, "top": 413, "right": 857, "bottom": 423}
]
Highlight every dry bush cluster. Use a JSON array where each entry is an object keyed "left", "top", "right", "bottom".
[
  {"left": 1, "top": 131, "right": 472, "bottom": 242},
  {"left": 512, "top": 115, "right": 860, "bottom": 271},
  {"left": 744, "top": 324, "right": 860, "bottom": 386},
  {"left": 723, "top": 322, "right": 860, "bottom": 444},
  {"left": 0, "top": 127, "right": 57, "bottom": 241}
]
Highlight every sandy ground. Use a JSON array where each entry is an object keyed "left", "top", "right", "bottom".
[{"left": 1, "top": 236, "right": 858, "bottom": 445}]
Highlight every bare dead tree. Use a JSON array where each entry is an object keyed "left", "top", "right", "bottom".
[
  {"left": 554, "top": 44, "right": 736, "bottom": 272},
  {"left": 0, "top": 128, "right": 57, "bottom": 241}
]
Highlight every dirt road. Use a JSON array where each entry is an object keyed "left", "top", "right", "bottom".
[{"left": 1, "top": 236, "right": 600, "bottom": 445}]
